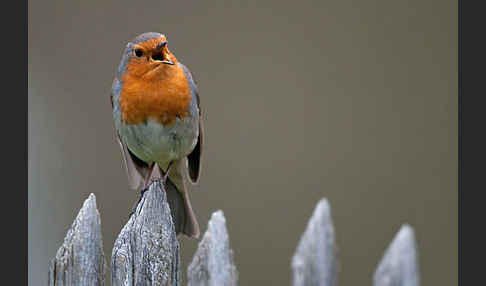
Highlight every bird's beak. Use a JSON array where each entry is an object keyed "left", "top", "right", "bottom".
[
  {"left": 155, "top": 41, "right": 168, "bottom": 51},
  {"left": 153, "top": 41, "right": 175, "bottom": 65},
  {"left": 161, "top": 60, "right": 175, "bottom": 65}
]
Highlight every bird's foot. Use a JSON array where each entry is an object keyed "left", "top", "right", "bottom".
[
  {"left": 162, "top": 170, "right": 170, "bottom": 185},
  {"left": 161, "top": 161, "right": 173, "bottom": 186}
]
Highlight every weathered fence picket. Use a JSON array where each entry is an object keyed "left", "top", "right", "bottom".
[
  {"left": 48, "top": 189, "right": 420, "bottom": 286},
  {"left": 48, "top": 194, "right": 106, "bottom": 286},
  {"left": 187, "top": 210, "right": 238, "bottom": 286},
  {"left": 373, "top": 225, "right": 419, "bottom": 286},
  {"left": 111, "top": 181, "right": 181, "bottom": 286},
  {"left": 292, "top": 198, "right": 338, "bottom": 286}
]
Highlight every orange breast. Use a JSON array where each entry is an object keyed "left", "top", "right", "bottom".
[{"left": 120, "top": 62, "right": 192, "bottom": 126}]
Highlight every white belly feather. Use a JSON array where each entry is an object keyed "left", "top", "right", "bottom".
[{"left": 118, "top": 114, "right": 199, "bottom": 167}]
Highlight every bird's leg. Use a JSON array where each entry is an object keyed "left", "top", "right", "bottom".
[
  {"left": 143, "top": 162, "right": 156, "bottom": 188},
  {"left": 129, "top": 164, "right": 154, "bottom": 218},
  {"left": 162, "top": 161, "right": 173, "bottom": 184},
  {"left": 130, "top": 162, "right": 173, "bottom": 217}
]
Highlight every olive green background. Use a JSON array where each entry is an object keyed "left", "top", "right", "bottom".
[{"left": 29, "top": 0, "right": 457, "bottom": 285}]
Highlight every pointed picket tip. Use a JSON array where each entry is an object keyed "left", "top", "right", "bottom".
[
  {"left": 187, "top": 210, "right": 238, "bottom": 286},
  {"left": 48, "top": 193, "right": 106, "bottom": 286},
  {"left": 373, "top": 224, "right": 420, "bottom": 286},
  {"left": 292, "top": 198, "right": 338, "bottom": 286}
]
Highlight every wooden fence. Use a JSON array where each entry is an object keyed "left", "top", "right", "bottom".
[{"left": 48, "top": 181, "right": 419, "bottom": 286}]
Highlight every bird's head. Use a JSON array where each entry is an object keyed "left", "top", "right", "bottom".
[{"left": 121, "top": 33, "right": 178, "bottom": 79}]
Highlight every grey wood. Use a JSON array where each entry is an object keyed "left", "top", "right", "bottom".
[
  {"left": 373, "top": 224, "right": 420, "bottom": 286},
  {"left": 47, "top": 191, "right": 421, "bottom": 286},
  {"left": 291, "top": 198, "right": 338, "bottom": 286},
  {"left": 187, "top": 210, "right": 238, "bottom": 286},
  {"left": 48, "top": 193, "right": 106, "bottom": 286},
  {"left": 111, "top": 181, "right": 181, "bottom": 286}
]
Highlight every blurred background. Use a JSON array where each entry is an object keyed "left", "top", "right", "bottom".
[{"left": 28, "top": 0, "right": 457, "bottom": 285}]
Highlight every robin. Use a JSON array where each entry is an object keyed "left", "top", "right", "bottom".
[{"left": 110, "top": 32, "right": 202, "bottom": 238}]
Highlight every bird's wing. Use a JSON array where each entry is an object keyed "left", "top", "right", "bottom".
[
  {"left": 187, "top": 118, "right": 203, "bottom": 184},
  {"left": 116, "top": 133, "right": 152, "bottom": 190},
  {"left": 179, "top": 63, "right": 203, "bottom": 184}
]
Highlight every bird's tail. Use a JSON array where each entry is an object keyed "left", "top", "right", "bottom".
[{"left": 165, "top": 175, "right": 200, "bottom": 238}]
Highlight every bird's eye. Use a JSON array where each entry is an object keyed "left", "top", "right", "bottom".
[{"left": 134, "top": 49, "right": 144, "bottom": 57}]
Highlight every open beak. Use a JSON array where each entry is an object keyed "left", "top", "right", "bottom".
[
  {"left": 161, "top": 60, "right": 175, "bottom": 65},
  {"left": 152, "top": 41, "right": 174, "bottom": 65}
]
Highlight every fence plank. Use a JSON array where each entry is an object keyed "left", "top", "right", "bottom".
[
  {"left": 373, "top": 224, "right": 420, "bottom": 286},
  {"left": 291, "top": 198, "right": 338, "bottom": 286},
  {"left": 187, "top": 210, "right": 238, "bottom": 286},
  {"left": 48, "top": 193, "right": 106, "bottom": 286},
  {"left": 48, "top": 192, "right": 422, "bottom": 286},
  {"left": 111, "top": 181, "right": 181, "bottom": 286}
]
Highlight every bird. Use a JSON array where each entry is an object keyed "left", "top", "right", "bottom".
[{"left": 110, "top": 32, "right": 203, "bottom": 238}]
